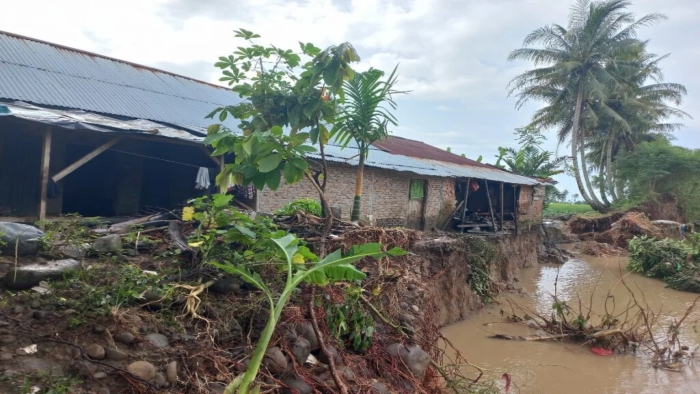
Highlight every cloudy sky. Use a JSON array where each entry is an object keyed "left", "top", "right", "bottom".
[{"left": 2, "top": 0, "right": 697, "bottom": 194}]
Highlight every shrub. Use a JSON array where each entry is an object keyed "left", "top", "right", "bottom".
[{"left": 275, "top": 198, "right": 322, "bottom": 216}]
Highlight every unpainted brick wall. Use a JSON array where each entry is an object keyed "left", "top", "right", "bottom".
[
  {"left": 518, "top": 185, "right": 545, "bottom": 221},
  {"left": 258, "top": 163, "right": 456, "bottom": 229}
]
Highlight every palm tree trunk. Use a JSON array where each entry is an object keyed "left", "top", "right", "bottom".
[
  {"left": 570, "top": 87, "right": 600, "bottom": 209},
  {"left": 605, "top": 136, "right": 619, "bottom": 203},
  {"left": 350, "top": 150, "right": 365, "bottom": 222},
  {"left": 579, "top": 132, "right": 607, "bottom": 210},
  {"left": 596, "top": 137, "right": 611, "bottom": 206}
]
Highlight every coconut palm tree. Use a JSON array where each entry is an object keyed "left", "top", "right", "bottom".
[
  {"left": 508, "top": 0, "right": 667, "bottom": 212},
  {"left": 332, "top": 66, "right": 399, "bottom": 221}
]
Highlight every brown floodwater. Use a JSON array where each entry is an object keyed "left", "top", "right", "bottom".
[{"left": 442, "top": 252, "right": 700, "bottom": 394}]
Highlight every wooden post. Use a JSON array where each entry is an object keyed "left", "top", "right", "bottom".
[
  {"left": 38, "top": 127, "right": 53, "bottom": 227},
  {"left": 485, "top": 180, "right": 497, "bottom": 233},
  {"left": 460, "top": 178, "right": 471, "bottom": 233},
  {"left": 440, "top": 200, "right": 464, "bottom": 231},
  {"left": 513, "top": 185, "right": 519, "bottom": 235},
  {"left": 500, "top": 182, "right": 505, "bottom": 229},
  {"left": 52, "top": 137, "right": 121, "bottom": 182}
]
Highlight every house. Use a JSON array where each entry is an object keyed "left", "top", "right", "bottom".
[
  {"left": 259, "top": 136, "right": 547, "bottom": 231},
  {"left": 0, "top": 31, "right": 243, "bottom": 221},
  {"left": 0, "top": 31, "right": 545, "bottom": 232}
]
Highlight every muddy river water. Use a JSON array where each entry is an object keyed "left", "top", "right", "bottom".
[{"left": 442, "top": 252, "right": 700, "bottom": 393}]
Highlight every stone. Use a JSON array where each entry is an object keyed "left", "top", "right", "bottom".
[
  {"left": 127, "top": 361, "right": 156, "bottom": 380},
  {"left": 262, "top": 347, "right": 288, "bottom": 374},
  {"left": 316, "top": 344, "right": 340, "bottom": 365},
  {"left": 93, "top": 372, "right": 107, "bottom": 379},
  {"left": 32, "top": 310, "right": 47, "bottom": 320},
  {"left": 93, "top": 325, "right": 106, "bottom": 333},
  {"left": 282, "top": 378, "right": 312, "bottom": 394},
  {"left": 114, "top": 332, "right": 135, "bottom": 345},
  {"left": 57, "top": 244, "right": 89, "bottom": 259},
  {"left": 3, "top": 259, "right": 81, "bottom": 290},
  {"left": 541, "top": 220, "right": 579, "bottom": 244},
  {"left": 92, "top": 234, "right": 122, "bottom": 254},
  {"left": 18, "top": 356, "right": 64, "bottom": 376},
  {"left": 407, "top": 283, "right": 417, "bottom": 291},
  {"left": 0, "top": 222, "right": 45, "bottom": 256},
  {"left": 154, "top": 372, "right": 167, "bottom": 387},
  {"left": 166, "top": 361, "right": 178, "bottom": 383},
  {"left": 85, "top": 344, "right": 106, "bottom": 360},
  {"left": 104, "top": 347, "right": 129, "bottom": 362},
  {"left": 371, "top": 380, "right": 390, "bottom": 394},
  {"left": 400, "top": 302, "right": 409, "bottom": 309},
  {"left": 124, "top": 248, "right": 140, "bottom": 257},
  {"left": 411, "top": 305, "right": 420, "bottom": 313},
  {"left": 30, "top": 300, "right": 41, "bottom": 308},
  {"left": 398, "top": 313, "right": 414, "bottom": 330},
  {"left": 294, "top": 321, "right": 319, "bottom": 350},
  {"left": 209, "top": 276, "right": 241, "bottom": 294},
  {"left": 291, "top": 337, "right": 311, "bottom": 364},
  {"left": 0, "top": 353, "right": 13, "bottom": 361},
  {"left": 145, "top": 333, "right": 169, "bottom": 348},
  {"left": 386, "top": 343, "right": 431, "bottom": 379}
]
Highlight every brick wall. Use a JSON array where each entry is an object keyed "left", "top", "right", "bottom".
[
  {"left": 258, "top": 163, "right": 456, "bottom": 229},
  {"left": 518, "top": 185, "right": 545, "bottom": 221}
]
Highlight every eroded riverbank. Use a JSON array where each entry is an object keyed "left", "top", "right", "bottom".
[{"left": 443, "top": 252, "right": 700, "bottom": 394}]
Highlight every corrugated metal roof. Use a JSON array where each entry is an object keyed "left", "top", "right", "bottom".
[
  {"left": 310, "top": 144, "right": 540, "bottom": 185},
  {"left": 373, "top": 135, "right": 492, "bottom": 168},
  {"left": 0, "top": 31, "right": 239, "bottom": 134}
]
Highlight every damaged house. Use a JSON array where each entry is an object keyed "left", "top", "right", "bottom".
[{"left": 0, "top": 31, "right": 546, "bottom": 232}]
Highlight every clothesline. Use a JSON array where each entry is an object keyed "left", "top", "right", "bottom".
[{"left": 108, "top": 149, "right": 208, "bottom": 169}]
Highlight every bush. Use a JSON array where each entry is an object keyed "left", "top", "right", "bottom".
[
  {"left": 275, "top": 198, "right": 322, "bottom": 216},
  {"left": 627, "top": 235, "right": 700, "bottom": 292}
]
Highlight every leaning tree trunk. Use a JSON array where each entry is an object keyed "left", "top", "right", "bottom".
[
  {"left": 579, "top": 132, "right": 607, "bottom": 210},
  {"left": 350, "top": 151, "right": 365, "bottom": 222},
  {"left": 570, "top": 87, "right": 604, "bottom": 211},
  {"left": 596, "top": 137, "right": 611, "bottom": 207},
  {"left": 605, "top": 135, "right": 619, "bottom": 203}
]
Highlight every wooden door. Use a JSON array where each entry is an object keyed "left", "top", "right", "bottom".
[{"left": 406, "top": 179, "right": 426, "bottom": 230}]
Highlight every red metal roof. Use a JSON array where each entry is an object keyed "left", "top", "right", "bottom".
[{"left": 372, "top": 136, "right": 493, "bottom": 168}]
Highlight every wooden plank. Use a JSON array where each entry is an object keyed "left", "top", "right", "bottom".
[
  {"left": 500, "top": 182, "right": 505, "bottom": 228},
  {"left": 485, "top": 180, "right": 497, "bottom": 233},
  {"left": 52, "top": 137, "right": 122, "bottom": 182},
  {"left": 38, "top": 127, "right": 53, "bottom": 226},
  {"left": 440, "top": 200, "right": 464, "bottom": 230},
  {"left": 513, "top": 185, "right": 519, "bottom": 235},
  {"left": 460, "top": 178, "right": 471, "bottom": 233}
]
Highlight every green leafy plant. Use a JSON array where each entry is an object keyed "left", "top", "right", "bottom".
[
  {"left": 214, "top": 235, "right": 405, "bottom": 394},
  {"left": 325, "top": 285, "right": 375, "bottom": 352},
  {"left": 274, "top": 198, "right": 323, "bottom": 216}
]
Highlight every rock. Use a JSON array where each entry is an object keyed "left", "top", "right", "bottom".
[
  {"left": 127, "top": 361, "right": 156, "bottom": 380},
  {"left": 57, "top": 244, "right": 89, "bottom": 259},
  {"left": 31, "top": 310, "right": 47, "bottom": 320},
  {"left": 294, "top": 321, "right": 319, "bottom": 350},
  {"left": 541, "top": 220, "right": 579, "bottom": 244},
  {"left": 166, "top": 361, "right": 178, "bottom": 383},
  {"left": 104, "top": 347, "right": 129, "bottom": 361},
  {"left": 262, "top": 347, "right": 288, "bottom": 374},
  {"left": 291, "top": 337, "right": 311, "bottom": 364},
  {"left": 316, "top": 344, "right": 340, "bottom": 365},
  {"left": 30, "top": 300, "right": 41, "bottom": 308},
  {"left": 124, "top": 248, "right": 140, "bottom": 257},
  {"left": 3, "top": 259, "right": 80, "bottom": 290},
  {"left": 400, "top": 302, "right": 409, "bottom": 309},
  {"left": 0, "top": 222, "right": 45, "bottom": 256},
  {"left": 114, "top": 332, "right": 135, "bottom": 345},
  {"left": 398, "top": 313, "right": 414, "bottom": 329},
  {"left": 19, "top": 356, "right": 64, "bottom": 376},
  {"left": 92, "top": 234, "right": 122, "bottom": 254},
  {"left": 282, "top": 379, "right": 312, "bottom": 394},
  {"left": 371, "top": 380, "right": 390, "bottom": 394},
  {"left": 0, "top": 353, "right": 13, "bottom": 361},
  {"left": 93, "top": 325, "right": 106, "bottom": 334},
  {"left": 93, "top": 372, "right": 107, "bottom": 379},
  {"left": 154, "top": 372, "right": 167, "bottom": 387},
  {"left": 407, "top": 283, "right": 417, "bottom": 291},
  {"left": 209, "top": 276, "right": 241, "bottom": 294},
  {"left": 145, "top": 333, "right": 169, "bottom": 348},
  {"left": 386, "top": 343, "right": 431, "bottom": 378},
  {"left": 85, "top": 344, "right": 106, "bottom": 360},
  {"left": 411, "top": 305, "right": 420, "bottom": 313}
]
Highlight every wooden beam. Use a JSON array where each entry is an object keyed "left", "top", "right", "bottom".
[
  {"left": 513, "top": 185, "right": 519, "bottom": 235},
  {"left": 460, "top": 178, "right": 471, "bottom": 233},
  {"left": 440, "top": 200, "right": 464, "bottom": 230},
  {"left": 485, "top": 180, "right": 497, "bottom": 233},
  {"left": 51, "top": 137, "right": 122, "bottom": 182},
  {"left": 500, "top": 182, "right": 505, "bottom": 229},
  {"left": 38, "top": 127, "right": 53, "bottom": 226}
]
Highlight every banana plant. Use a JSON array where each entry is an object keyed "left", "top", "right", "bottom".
[{"left": 213, "top": 234, "right": 405, "bottom": 394}]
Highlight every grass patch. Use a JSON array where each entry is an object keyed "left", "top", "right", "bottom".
[{"left": 545, "top": 202, "right": 594, "bottom": 216}]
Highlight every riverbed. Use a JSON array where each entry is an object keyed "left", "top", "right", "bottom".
[{"left": 442, "top": 252, "right": 700, "bottom": 394}]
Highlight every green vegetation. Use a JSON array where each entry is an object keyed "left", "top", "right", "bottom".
[
  {"left": 509, "top": 0, "right": 689, "bottom": 213},
  {"left": 545, "top": 202, "right": 594, "bottom": 215},
  {"left": 628, "top": 235, "right": 700, "bottom": 292},
  {"left": 274, "top": 198, "right": 323, "bottom": 216}
]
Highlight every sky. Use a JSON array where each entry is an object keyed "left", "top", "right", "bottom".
[{"left": 1, "top": 0, "right": 697, "bottom": 195}]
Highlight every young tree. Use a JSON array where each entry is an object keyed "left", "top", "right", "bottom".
[
  {"left": 205, "top": 29, "right": 360, "bottom": 218},
  {"left": 331, "top": 67, "right": 400, "bottom": 221}
]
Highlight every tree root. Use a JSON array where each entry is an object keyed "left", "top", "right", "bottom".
[{"left": 309, "top": 288, "right": 348, "bottom": 394}]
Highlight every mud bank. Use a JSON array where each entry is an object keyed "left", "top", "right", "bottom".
[{"left": 413, "top": 230, "right": 541, "bottom": 328}]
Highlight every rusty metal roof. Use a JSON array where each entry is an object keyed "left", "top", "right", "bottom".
[
  {"left": 373, "top": 136, "right": 492, "bottom": 168},
  {"left": 0, "top": 30, "right": 239, "bottom": 135}
]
